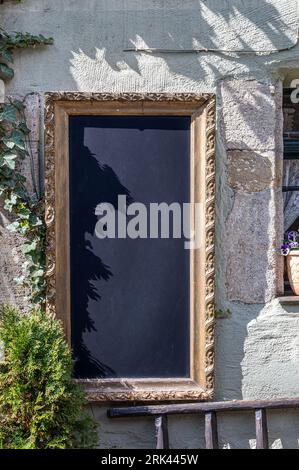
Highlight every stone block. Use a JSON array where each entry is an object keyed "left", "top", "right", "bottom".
[
  {"left": 0, "top": 209, "right": 29, "bottom": 311},
  {"left": 227, "top": 150, "right": 275, "bottom": 192},
  {"left": 225, "top": 190, "right": 278, "bottom": 303},
  {"left": 220, "top": 80, "right": 277, "bottom": 151}
]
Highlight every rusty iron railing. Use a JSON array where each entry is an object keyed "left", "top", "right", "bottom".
[{"left": 108, "top": 398, "right": 299, "bottom": 449}]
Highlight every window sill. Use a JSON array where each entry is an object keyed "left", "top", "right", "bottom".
[{"left": 76, "top": 378, "right": 213, "bottom": 403}]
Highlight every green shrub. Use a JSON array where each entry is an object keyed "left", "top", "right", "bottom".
[{"left": 0, "top": 305, "right": 99, "bottom": 449}]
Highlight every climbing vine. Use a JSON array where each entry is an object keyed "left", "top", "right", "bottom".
[
  {"left": 0, "top": 8, "right": 52, "bottom": 307},
  {"left": 0, "top": 28, "right": 53, "bottom": 80},
  {"left": 0, "top": 99, "right": 46, "bottom": 306}
]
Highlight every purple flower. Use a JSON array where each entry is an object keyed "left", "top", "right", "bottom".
[
  {"left": 281, "top": 243, "right": 290, "bottom": 256},
  {"left": 288, "top": 231, "right": 298, "bottom": 243},
  {"left": 290, "top": 241, "right": 299, "bottom": 249}
]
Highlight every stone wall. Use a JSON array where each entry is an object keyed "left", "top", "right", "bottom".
[
  {"left": 1, "top": 0, "right": 299, "bottom": 448},
  {"left": 0, "top": 93, "right": 41, "bottom": 310},
  {"left": 220, "top": 80, "right": 284, "bottom": 304}
]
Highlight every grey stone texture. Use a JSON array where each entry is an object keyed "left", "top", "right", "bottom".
[
  {"left": 0, "top": 94, "right": 40, "bottom": 311},
  {"left": 220, "top": 81, "right": 278, "bottom": 151},
  {"left": 227, "top": 150, "right": 274, "bottom": 192},
  {"left": 0, "top": 208, "right": 27, "bottom": 310},
  {"left": 225, "top": 190, "right": 278, "bottom": 303},
  {"left": 0, "top": 0, "right": 298, "bottom": 449},
  {"left": 220, "top": 79, "right": 284, "bottom": 304}
]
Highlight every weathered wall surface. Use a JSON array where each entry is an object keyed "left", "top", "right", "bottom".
[{"left": 1, "top": 0, "right": 299, "bottom": 448}]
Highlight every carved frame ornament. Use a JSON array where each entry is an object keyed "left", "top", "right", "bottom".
[{"left": 44, "top": 92, "right": 216, "bottom": 403}]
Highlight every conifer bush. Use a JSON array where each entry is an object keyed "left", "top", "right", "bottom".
[{"left": 0, "top": 305, "right": 99, "bottom": 449}]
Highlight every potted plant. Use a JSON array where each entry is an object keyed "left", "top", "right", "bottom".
[{"left": 281, "top": 231, "right": 299, "bottom": 295}]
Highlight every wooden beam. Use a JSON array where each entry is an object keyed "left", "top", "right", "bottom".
[
  {"left": 205, "top": 411, "right": 218, "bottom": 449},
  {"left": 255, "top": 409, "right": 269, "bottom": 449},
  {"left": 108, "top": 397, "right": 299, "bottom": 418},
  {"left": 155, "top": 416, "right": 169, "bottom": 449}
]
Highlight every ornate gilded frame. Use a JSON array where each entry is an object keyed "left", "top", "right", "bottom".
[{"left": 44, "top": 92, "right": 216, "bottom": 403}]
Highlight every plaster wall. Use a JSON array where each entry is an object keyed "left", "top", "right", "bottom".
[{"left": 1, "top": 0, "right": 299, "bottom": 448}]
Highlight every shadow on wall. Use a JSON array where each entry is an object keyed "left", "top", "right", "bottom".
[
  {"left": 217, "top": 408, "right": 299, "bottom": 449},
  {"left": 70, "top": 139, "right": 133, "bottom": 378},
  {"left": 68, "top": 0, "right": 297, "bottom": 91},
  {"left": 94, "top": 404, "right": 299, "bottom": 449}
]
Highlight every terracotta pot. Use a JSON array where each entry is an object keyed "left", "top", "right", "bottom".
[{"left": 287, "top": 251, "right": 299, "bottom": 295}]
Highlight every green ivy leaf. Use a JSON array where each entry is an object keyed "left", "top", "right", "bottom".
[
  {"left": 6, "top": 31, "right": 54, "bottom": 49},
  {"left": 32, "top": 269, "right": 44, "bottom": 279},
  {"left": 20, "top": 219, "right": 29, "bottom": 227},
  {"left": 21, "top": 241, "right": 37, "bottom": 254},
  {"left": 6, "top": 221, "right": 20, "bottom": 232},
  {"left": 0, "top": 105, "right": 17, "bottom": 123},
  {"left": 3, "top": 130, "right": 26, "bottom": 150},
  {"left": 3, "top": 159, "right": 15, "bottom": 170},
  {"left": 2, "top": 152, "right": 18, "bottom": 170},
  {"left": 0, "top": 63, "right": 14, "bottom": 80},
  {"left": 30, "top": 217, "right": 43, "bottom": 228},
  {"left": 0, "top": 48, "right": 14, "bottom": 63},
  {"left": 4, "top": 193, "right": 18, "bottom": 211},
  {"left": 2, "top": 140, "right": 15, "bottom": 150},
  {"left": 17, "top": 207, "right": 31, "bottom": 219}
]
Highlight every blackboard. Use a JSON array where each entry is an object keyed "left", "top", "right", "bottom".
[{"left": 69, "top": 115, "right": 191, "bottom": 379}]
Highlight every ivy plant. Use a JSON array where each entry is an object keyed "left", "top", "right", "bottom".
[
  {"left": 0, "top": 98, "right": 46, "bottom": 306},
  {"left": 0, "top": 3, "right": 52, "bottom": 306},
  {"left": 0, "top": 27, "right": 53, "bottom": 80}
]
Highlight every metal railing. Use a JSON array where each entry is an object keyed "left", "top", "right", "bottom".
[{"left": 108, "top": 398, "right": 299, "bottom": 449}]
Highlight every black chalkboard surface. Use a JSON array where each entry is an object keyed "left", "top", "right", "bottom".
[{"left": 69, "top": 115, "right": 190, "bottom": 379}]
